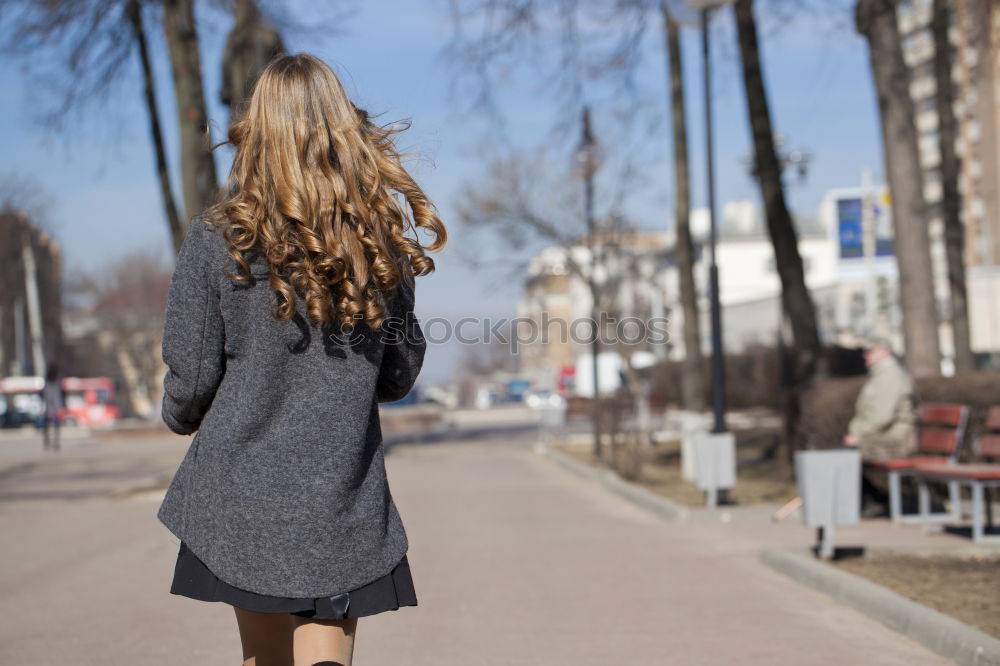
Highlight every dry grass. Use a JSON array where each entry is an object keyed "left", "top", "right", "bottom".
[
  {"left": 555, "top": 426, "right": 797, "bottom": 508},
  {"left": 834, "top": 553, "right": 1000, "bottom": 638}
]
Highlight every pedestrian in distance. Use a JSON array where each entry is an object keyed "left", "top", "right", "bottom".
[
  {"left": 156, "top": 53, "right": 446, "bottom": 666},
  {"left": 41, "top": 363, "right": 63, "bottom": 453}
]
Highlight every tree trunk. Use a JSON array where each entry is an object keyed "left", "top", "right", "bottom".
[
  {"left": 220, "top": 0, "right": 285, "bottom": 128},
  {"left": 932, "top": 0, "right": 974, "bottom": 372},
  {"left": 857, "top": 0, "right": 942, "bottom": 378},
  {"left": 734, "top": 0, "right": 823, "bottom": 385},
  {"left": 128, "top": 0, "right": 184, "bottom": 253},
  {"left": 162, "top": 0, "right": 218, "bottom": 223},
  {"left": 661, "top": 4, "right": 706, "bottom": 412}
]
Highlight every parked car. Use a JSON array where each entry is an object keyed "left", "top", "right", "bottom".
[{"left": 524, "top": 390, "right": 566, "bottom": 410}]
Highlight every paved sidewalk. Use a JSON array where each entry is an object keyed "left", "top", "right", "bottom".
[
  {"left": 373, "top": 441, "right": 952, "bottom": 666},
  {"left": 0, "top": 435, "right": 954, "bottom": 665}
]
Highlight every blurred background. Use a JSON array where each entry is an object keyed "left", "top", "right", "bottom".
[
  {"left": 1, "top": 0, "right": 998, "bottom": 663},
  {"left": 1, "top": 0, "right": 997, "bottom": 430}
]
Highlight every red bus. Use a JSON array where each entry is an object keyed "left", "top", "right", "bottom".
[
  {"left": 60, "top": 377, "right": 120, "bottom": 427},
  {"left": 0, "top": 376, "right": 120, "bottom": 429}
]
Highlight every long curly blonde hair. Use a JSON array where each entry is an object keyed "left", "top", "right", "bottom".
[{"left": 203, "top": 53, "right": 446, "bottom": 331}]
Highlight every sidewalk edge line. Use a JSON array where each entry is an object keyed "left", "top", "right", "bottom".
[
  {"left": 759, "top": 547, "right": 1000, "bottom": 666},
  {"left": 534, "top": 442, "right": 690, "bottom": 522}
]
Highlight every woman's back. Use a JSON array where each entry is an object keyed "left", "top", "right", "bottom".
[
  {"left": 156, "top": 53, "right": 442, "bottom": 599},
  {"left": 158, "top": 54, "right": 446, "bottom": 597},
  {"left": 157, "top": 217, "right": 425, "bottom": 598},
  {"left": 156, "top": 52, "right": 443, "bottom": 666}
]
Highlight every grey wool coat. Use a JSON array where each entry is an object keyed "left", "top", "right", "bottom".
[{"left": 156, "top": 217, "right": 425, "bottom": 598}]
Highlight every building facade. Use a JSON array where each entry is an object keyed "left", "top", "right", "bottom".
[
  {"left": 0, "top": 212, "right": 63, "bottom": 378},
  {"left": 898, "top": 0, "right": 1000, "bottom": 366},
  {"left": 519, "top": 192, "right": 1000, "bottom": 389},
  {"left": 899, "top": 0, "right": 1000, "bottom": 268}
]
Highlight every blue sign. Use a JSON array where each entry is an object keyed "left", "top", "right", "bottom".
[
  {"left": 837, "top": 196, "right": 895, "bottom": 259},
  {"left": 838, "top": 198, "right": 863, "bottom": 259}
]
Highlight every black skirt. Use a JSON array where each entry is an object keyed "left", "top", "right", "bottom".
[{"left": 169, "top": 541, "right": 418, "bottom": 619}]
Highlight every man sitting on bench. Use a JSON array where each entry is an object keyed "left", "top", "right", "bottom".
[{"left": 842, "top": 338, "right": 918, "bottom": 516}]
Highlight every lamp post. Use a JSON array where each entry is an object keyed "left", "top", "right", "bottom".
[
  {"left": 740, "top": 133, "right": 812, "bottom": 185},
  {"left": 675, "top": 0, "right": 733, "bottom": 435},
  {"left": 662, "top": 0, "right": 732, "bottom": 433},
  {"left": 665, "top": 0, "right": 737, "bottom": 506}
]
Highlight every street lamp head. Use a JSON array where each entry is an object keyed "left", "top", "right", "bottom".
[
  {"left": 665, "top": 0, "right": 735, "bottom": 28},
  {"left": 681, "top": 0, "right": 735, "bottom": 10},
  {"left": 574, "top": 108, "right": 603, "bottom": 174},
  {"left": 661, "top": 0, "right": 700, "bottom": 26}
]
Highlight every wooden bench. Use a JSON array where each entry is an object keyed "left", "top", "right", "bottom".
[
  {"left": 864, "top": 403, "right": 969, "bottom": 524},
  {"left": 914, "top": 406, "right": 1000, "bottom": 543}
]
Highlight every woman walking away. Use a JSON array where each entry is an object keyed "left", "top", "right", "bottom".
[{"left": 156, "top": 53, "right": 446, "bottom": 666}]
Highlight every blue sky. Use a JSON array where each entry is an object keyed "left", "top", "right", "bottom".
[{"left": 1, "top": 0, "right": 882, "bottom": 382}]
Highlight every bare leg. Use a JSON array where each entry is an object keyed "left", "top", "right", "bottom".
[
  {"left": 233, "top": 607, "right": 294, "bottom": 666},
  {"left": 291, "top": 616, "right": 357, "bottom": 666}
]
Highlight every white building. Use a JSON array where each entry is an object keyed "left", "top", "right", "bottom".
[
  {"left": 665, "top": 200, "right": 840, "bottom": 357},
  {"left": 520, "top": 190, "right": 1000, "bottom": 388}
]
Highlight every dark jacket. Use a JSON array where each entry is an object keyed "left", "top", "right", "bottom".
[{"left": 156, "top": 217, "right": 425, "bottom": 597}]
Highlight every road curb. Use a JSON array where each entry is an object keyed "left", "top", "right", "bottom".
[
  {"left": 535, "top": 442, "right": 691, "bottom": 521},
  {"left": 760, "top": 547, "right": 1000, "bottom": 666}
]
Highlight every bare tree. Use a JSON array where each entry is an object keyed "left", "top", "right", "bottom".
[
  {"left": 162, "top": 0, "right": 219, "bottom": 224},
  {"left": 0, "top": 173, "right": 55, "bottom": 234},
  {"left": 445, "top": 1, "right": 653, "bottom": 156},
  {"left": 601, "top": 215, "right": 666, "bottom": 455},
  {"left": 129, "top": 0, "right": 185, "bottom": 252},
  {"left": 0, "top": 0, "right": 184, "bottom": 250},
  {"left": 734, "top": 0, "right": 823, "bottom": 386},
  {"left": 70, "top": 248, "right": 173, "bottom": 417},
  {"left": 457, "top": 145, "right": 657, "bottom": 466},
  {"left": 661, "top": 3, "right": 705, "bottom": 413},
  {"left": 856, "top": 0, "right": 941, "bottom": 377},
  {"left": 456, "top": 151, "right": 603, "bottom": 307},
  {"left": 931, "top": 0, "right": 973, "bottom": 372},
  {"left": 446, "top": 0, "right": 832, "bottom": 415},
  {"left": 446, "top": 1, "right": 702, "bottom": 462},
  {"left": 220, "top": 0, "right": 285, "bottom": 127}
]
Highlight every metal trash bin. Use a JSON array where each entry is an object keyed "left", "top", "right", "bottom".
[
  {"left": 694, "top": 432, "right": 736, "bottom": 508},
  {"left": 795, "top": 449, "right": 861, "bottom": 559}
]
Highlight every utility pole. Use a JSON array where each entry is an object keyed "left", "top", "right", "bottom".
[
  {"left": 13, "top": 298, "right": 26, "bottom": 376},
  {"left": 21, "top": 237, "right": 46, "bottom": 376},
  {"left": 579, "top": 107, "right": 604, "bottom": 460}
]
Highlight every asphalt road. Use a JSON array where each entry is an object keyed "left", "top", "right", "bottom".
[{"left": 0, "top": 429, "right": 951, "bottom": 665}]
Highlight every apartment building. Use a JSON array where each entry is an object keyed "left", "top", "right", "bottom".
[
  {"left": 898, "top": 0, "right": 1000, "bottom": 267},
  {"left": 0, "top": 212, "right": 63, "bottom": 378},
  {"left": 899, "top": 0, "right": 1000, "bottom": 363}
]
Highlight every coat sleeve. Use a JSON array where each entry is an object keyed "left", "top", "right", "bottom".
[
  {"left": 161, "top": 219, "right": 227, "bottom": 435},
  {"left": 376, "top": 272, "right": 426, "bottom": 403}
]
